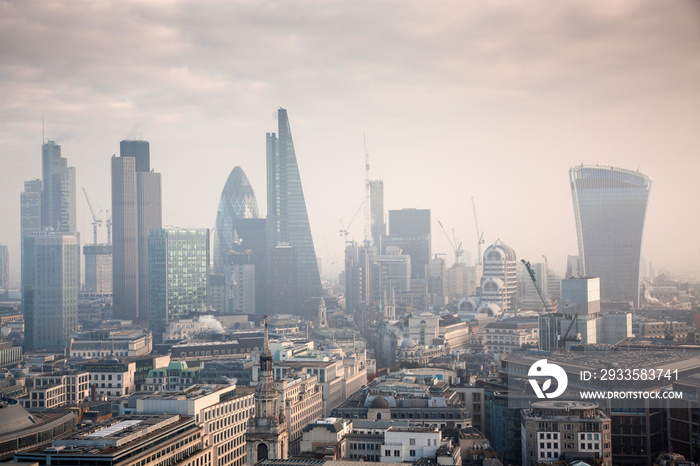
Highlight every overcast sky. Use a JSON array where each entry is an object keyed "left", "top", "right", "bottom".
[{"left": 1, "top": 0, "right": 699, "bottom": 286}]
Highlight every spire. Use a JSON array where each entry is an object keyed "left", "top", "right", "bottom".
[{"left": 262, "top": 316, "right": 272, "bottom": 359}]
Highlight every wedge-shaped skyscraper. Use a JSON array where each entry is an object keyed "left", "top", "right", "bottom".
[
  {"left": 266, "top": 109, "right": 321, "bottom": 310},
  {"left": 570, "top": 165, "right": 652, "bottom": 308}
]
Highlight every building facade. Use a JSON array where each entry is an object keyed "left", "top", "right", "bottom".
[
  {"left": 479, "top": 240, "right": 517, "bottom": 314},
  {"left": 570, "top": 165, "right": 652, "bottom": 307},
  {"left": 266, "top": 108, "right": 322, "bottom": 309},
  {"left": 41, "top": 140, "right": 76, "bottom": 233},
  {"left": 23, "top": 233, "right": 80, "bottom": 352},
  {"left": 148, "top": 228, "right": 209, "bottom": 341},
  {"left": 84, "top": 244, "right": 113, "bottom": 294},
  {"left": 383, "top": 209, "right": 431, "bottom": 280}
]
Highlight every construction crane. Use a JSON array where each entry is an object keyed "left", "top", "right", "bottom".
[
  {"left": 363, "top": 134, "right": 371, "bottom": 246},
  {"left": 340, "top": 200, "right": 365, "bottom": 244},
  {"left": 522, "top": 259, "right": 578, "bottom": 350},
  {"left": 82, "top": 187, "right": 102, "bottom": 245},
  {"left": 471, "top": 197, "right": 485, "bottom": 265},
  {"left": 105, "top": 210, "right": 112, "bottom": 245},
  {"left": 437, "top": 220, "right": 463, "bottom": 265}
]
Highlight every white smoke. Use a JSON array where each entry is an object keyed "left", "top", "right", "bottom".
[
  {"left": 222, "top": 376, "right": 238, "bottom": 386},
  {"left": 198, "top": 315, "right": 225, "bottom": 333}
]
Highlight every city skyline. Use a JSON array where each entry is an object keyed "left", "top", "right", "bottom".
[{"left": 1, "top": 0, "right": 699, "bottom": 285}]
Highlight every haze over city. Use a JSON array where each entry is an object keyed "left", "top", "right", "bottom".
[{"left": 1, "top": 0, "right": 699, "bottom": 284}]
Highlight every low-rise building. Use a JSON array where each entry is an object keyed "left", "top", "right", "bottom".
[
  {"left": 482, "top": 318, "right": 538, "bottom": 354},
  {"left": 521, "top": 401, "right": 612, "bottom": 466},
  {"left": 15, "top": 414, "right": 209, "bottom": 465},
  {"left": 381, "top": 425, "right": 442, "bottom": 463}
]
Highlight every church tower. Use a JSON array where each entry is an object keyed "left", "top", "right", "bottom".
[
  {"left": 246, "top": 319, "right": 288, "bottom": 465},
  {"left": 318, "top": 298, "right": 327, "bottom": 328}
]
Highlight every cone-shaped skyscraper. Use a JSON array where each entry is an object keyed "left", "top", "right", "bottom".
[
  {"left": 213, "top": 167, "right": 260, "bottom": 274},
  {"left": 266, "top": 109, "right": 322, "bottom": 311}
]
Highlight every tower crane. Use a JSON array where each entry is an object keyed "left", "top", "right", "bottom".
[
  {"left": 339, "top": 200, "right": 365, "bottom": 244},
  {"left": 471, "top": 197, "right": 485, "bottom": 265},
  {"left": 105, "top": 210, "right": 112, "bottom": 245},
  {"left": 437, "top": 220, "right": 463, "bottom": 265},
  {"left": 82, "top": 187, "right": 102, "bottom": 245},
  {"left": 522, "top": 259, "right": 578, "bottom": 350}
]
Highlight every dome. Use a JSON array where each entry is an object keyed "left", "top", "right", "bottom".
[
  {"left": 477, "top": 302, "right": 502, "bottom": 316},
  {"left": 400, "top": 338, "right": 417, "bottom": 348},
  {"left": 370, "top": 396, "right": 390, "bottom": 409},
  {"left": 0, "top": 400, "right": 35, "bottom": 435},
  {"left": 484, "top": 239, "right": 517, "bottom": 263}
]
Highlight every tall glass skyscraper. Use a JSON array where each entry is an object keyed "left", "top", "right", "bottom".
[
  {"left": 148, "top": 228, "right": 209, "bottom": 342},
  {"left": 569, "top": 165, "right": 652, "bottom": 308},
  {"left": 41, "top": 140, "right": 76, "bottom": 233},
  {"left": 22, "top": 233, "right": 79, "bottom": 352},
  {"left": 111, "top": 140, "right": 162, "bottom": 324},
  {"left": 266, "top": 108, "right": 321, "bottom": 310},
  {"left": 213, "top": 166, "right": 260, "bottom": 274}
]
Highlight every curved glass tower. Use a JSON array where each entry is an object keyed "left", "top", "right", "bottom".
[
  {"left": 213, "top": 167, "right": 260, "bottom": 274},
  {"left": 569, "top": 165, "right": 652, "bottom": 307}
]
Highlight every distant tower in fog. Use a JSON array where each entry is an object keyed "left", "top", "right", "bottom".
[
  {"left": 111, "top": 140, "right": 162, "bottom": 324},
  {"left": 480, "top": 239, "right": 517, "bottom": 314},
  {"left": 213, "top": 167, "right": 260, "bottom": 274},
  {"left": 570, "top": 165, "right": 651, "bottom": 308},
  {"left": 369, "top": 180, "right": 385, "bottom": 247},
  {"left": 41, "top": 140, "right": 76, "bottom": 233},
  {"left": 266, "top": 108, "right": 321, "bottom": 308}
]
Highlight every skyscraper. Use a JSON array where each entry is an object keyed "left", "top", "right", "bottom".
[
  {"left": 369, "top": 180, "right": 385, "bottom": 247},
  {"left": 384, "top": 208, "right": 431, "bottom": 279},
  {"left": 84, "top": 244, "right": 113, "bottom": 294},
  {"left": 23, "top": 233, "right": 79, "bottom": 352},
  {"left": 148, "top": 228, "right": 209, "bottom": 342},
  {"left": 41, "top": 140, "right": 76, "bottom": 232},
  {"left": 569, "top": 165, "right": 652, "bottom": 307},
  {"left": 0, "top": 244, "right": 8, "bottom": 300},
  {"left": 111, "top": 155, "right": 139, "bottom": 321},
  {"left": 20, "top": 179, "right": 42, "bottom": 289},
  {"left": 480, "top": 239, "right": 517, "bottom": 314},
  {"left": 266, "top": 108, "right": 321, "bottom": 309},
  {"left": 111, "top": 140, "right": 162, "bottom": 323},
  {"left": 213, "top": 167, "right": 260, "bottom": 274}
]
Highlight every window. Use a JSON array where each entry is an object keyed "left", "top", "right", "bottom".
[
  {"left": 394, "top": 451, "right": 400, "bottom": 457},
  {"left": 410, "top": 439, "right": 415, "bottom": 446},
  {"left": 410, "top": 450, "right": 416, "bottom": 457}
]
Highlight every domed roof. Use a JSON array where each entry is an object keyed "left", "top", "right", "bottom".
[
  {"left": 484, "top": 239, "right": 517, "bottom": 262},
  {"left": 370, "top": 396, "right": 390, "bottom": 409},
  {"left": 0, "top": 401, "right": 35, "bottom": 435},
  {"left": 400, "top": 338, "right": 417, "bottom": 348}
]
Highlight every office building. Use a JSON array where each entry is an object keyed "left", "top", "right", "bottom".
[
  {"left": 570, "top": 165, "right": 652, "bottom": 307},
  {"left": 266, "top": 108, "right": 322, "bottom": 309},
  {"left": 213, "top": 166, "right": 260, "bottom": 274},
  {"left": 0, "top": 244, "right": 7, "bottom": 299},
  {"left": 370, "top": 180, "right": 386, "bottom": 247},
  {"left": 120, "top": 139, "right": 150, "bottom": 172},
  {"left": 84, "top": 244, "right": 113, "bottom": 294},
  {"left": 521, "top": 401, "right": 612, "bottom": 466},
  {"left": 148, "top": 228, "right": 209, "bottom": 341},
  {"left": 137, "top": 384, "right": 254, "bottom": 466},
  {"left": 111, "top": 140, "right": 162, "bottom": 323},
  {"left": 41, "top": 140, "right": 76, "bottom": 233},
  {"left": 479, "top": 239, "right": 517, "bottom": 314},
  {"left": 20, "top": 179, "right": 42, "bottom": 288},
  {"left": 23, "top": 233, "right": 80, "bottom": 352},
  {"left": 270, "top": 243, "right": 297, "bottom": 313},
  {"left": 384, "top": 209, "right": 431, "bottom": 279},
  {"left": 15, "top": 414, "right": 209, "bottom": 466},
  {"left": 111, "top": 155, "right": 139, "bottom": 321},
  {"left": 344, "top": 241, "right": 372, "bottom": 313},
  {"left": 225, "top": 250, "right": 256, "bottom": 314}
]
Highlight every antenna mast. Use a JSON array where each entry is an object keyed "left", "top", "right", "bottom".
[{"left": 363, "top": 134, "right": 371, "bottom": 245}]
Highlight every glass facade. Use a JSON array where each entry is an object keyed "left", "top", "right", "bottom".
[
  {"left": 570, "top": 165, "right": 652, "bottom": 307},
  {"left": 148, "top": 228, "right": 209, "bottom": 341},
  {"left": 22, "top": 234, "right": 80, "bottom": 352},
  {"left": 213, "top": 166, "right": 260, "bottom": 274},
  {"left": 266, "top": 108, "right": 322, "bottom": 308}
]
